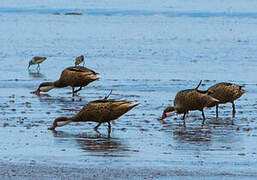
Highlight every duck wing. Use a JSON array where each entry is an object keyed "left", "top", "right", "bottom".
[{"left": 67, "top": 66, "right": 97, "bottom": 74}]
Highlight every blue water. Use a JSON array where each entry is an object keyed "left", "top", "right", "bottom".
[
  {"left": 1, "top": 7, "right": 257, "bottom": 18},
  {"left": 0, "top": 0, "right": 257, "bottom": 179}
]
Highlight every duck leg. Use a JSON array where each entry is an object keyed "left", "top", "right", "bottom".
[
  {"left": 232, "top": 102, "right": 236, "bottom": 117},
  {"left": 182, "top": 113, "right": 186, "bottom": 126},
  {"left": 107, "top": 121, "right": 111, "bottom": 135},
  {"left": 71, "top": 87, "right": 82, "bottom": 96},
  {"left": 72, "top": 87, "right": 75, "bottom": 97},
  {"left": 94, "top": 122, "right": 102, "bottom": 131},
  {"left": 216, "top": 104, "right": 219, "bottom": 118},
  {"left": 74, "top": 87, "right": 82, "bottom": 94},
  {"left": 201, "top": 110, "right": 206, "bottom": 125}
]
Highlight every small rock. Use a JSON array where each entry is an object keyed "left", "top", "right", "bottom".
[
  {"left": 241, "top": 118, "right": 248, "bottom": 121},
  {"left": 243, "top": 128, "right": 251, "bottom": 131},
  {"left": 3, "top": 123, "right": 9, "bottom": 127},
  {"left": 238, "top": 153, "right": 246, "bottom": 156}
]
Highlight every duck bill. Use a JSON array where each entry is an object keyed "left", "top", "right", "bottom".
[
  {"left": 31, "top": 88, "right": 40, "bottom": 96},
  {"left": 160, "top": 112, "right": 167, "bottom": 120},
  {"left": 48, "top": 125, "right": 56, "bottom": 130}
]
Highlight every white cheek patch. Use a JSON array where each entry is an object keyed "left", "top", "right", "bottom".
[
  {"left": 166, "top": 111, "right": 175, "bottom": 117},
  {"left": 40, "top": 86, "right": 55, "bottom": 92},
  {"left": 57, "top": 121, "right": 71, "bottom": 127}
]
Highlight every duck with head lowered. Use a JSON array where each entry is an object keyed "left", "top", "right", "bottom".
[
  {"left": 160, "top": 80, "right": 219, "bottom": 126},
  {"left": 32, "top": 66, "right": 100, "bottom": 96},
  {"left": 48, "top": 94, "right": 139, "bottom": 135},
  {"left": 207, "top": 82, "right": 247, "bottom": 118}
]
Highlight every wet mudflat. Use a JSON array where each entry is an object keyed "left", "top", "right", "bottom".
[{"left": 0, "top": 0, "right": 257, "bottom": 179}]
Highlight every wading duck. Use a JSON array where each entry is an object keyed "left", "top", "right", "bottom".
[
  {"left": 75, "top": 55, "right": 84, "bottom": 66},
  {"left": 33, "top": 66, "right": 100, "bottom": 96},
  {"left": 207, "top": 82, "right": 247, "bottom": 118},
  {"left": 160, "top": 81, "right": 219, "bottom": 125},
  {"left": 48, "top": 99, "right": 139, "bottom": 135},
  {"left": 28, "top": 56, "right": 47, "bottom": 69}
]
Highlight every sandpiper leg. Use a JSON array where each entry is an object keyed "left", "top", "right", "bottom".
[
  {"left": 107, "top": 121, "right": 111, "bottom": 135},
  {"left": 94, "top": 122, "right": 102, "bottom": 131},
  {"left": 37, "top": 64, "right": 40, "bottom": 70},
  {"left": 232, "top": 102, "right": 236, "bottom": 117},
  {"left": 201, "top": 110, "right": 206, "bottom": 125}
]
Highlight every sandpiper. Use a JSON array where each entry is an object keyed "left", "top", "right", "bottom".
[
  {"left": 28, "top": 56, "right": 47, "bottom": 69},
  {"left": 75, "top": 55, "right": 84, "bottom": 66}
]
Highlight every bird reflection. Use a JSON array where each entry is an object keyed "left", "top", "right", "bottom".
[
  {"left": 158, "top": 116, "right": 238, "bottom": 148},
  {"left": 36, "top": 93, "right": 85, "bottom": 106},
  {"left": 28, "top": 69, "right": 45, "bottom": 78},
  {"left": 51, "top": 130, "right": 130, "bottom": 157},
  {"left": 172, "top": 126, "right": 212, "bottom": 143}
]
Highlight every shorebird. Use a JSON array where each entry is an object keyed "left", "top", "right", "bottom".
[
  {"left": 207, "top": 82, "right": 247, "bottom": 118},
  {"left": 75, "top": 55, "right": 84, "bottom": 66},
  {"left": 32, "top": 66, "right": 100, "bottom": 96},
  {"left": 28, "top": 56, "right": 47, "bottom": 69},
  {"left": 160, "top": 81, "right": 219, "bottom": 125},
  {"left": 48, "top": 99, "right": 140, "bottom": 135}
]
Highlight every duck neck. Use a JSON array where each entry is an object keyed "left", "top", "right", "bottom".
[
  {"left": 70, "top": 114, "right": 87, "bottom": 122},
  {"left": 54, "top": 80, "right": 65, "bottom": 88},
  {"left": 56, "top": 118, "right": 73, "bottom": 127}
]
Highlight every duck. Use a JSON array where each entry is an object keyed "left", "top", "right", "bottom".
[
  {"left": 33, "top": 66, "right": 100, "bottom": 96},
  {"left": 75, "top": 55, "right": 84, "bottom": 66},
  {"left": 160, "top": 80, "right": 219, "bottom": 125},
  {"left": 48, "top": 99, "right": 140, "bottom": 135},
  {"left": 207, "top": 82, "right": 247, "bottom": 118},
  {"left": 28, "top": 56, "right": 47, "bottom": 69}
]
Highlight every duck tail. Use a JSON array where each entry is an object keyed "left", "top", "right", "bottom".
[
  {"left": 195, "top": 80, "right": 202, "bottom": 90},
  {"left": 239, "top": 85, "right": 248, "bottom": 93},
  {"left": 128, "top": 102, "right": 140, "bottom": 108}
]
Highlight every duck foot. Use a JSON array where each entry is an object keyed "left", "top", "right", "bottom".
[{"left": 94, "top": 122, "right": 102, "bottom": 131}]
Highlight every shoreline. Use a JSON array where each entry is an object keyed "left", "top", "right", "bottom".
[{"left": 1, "top": 161, "right": 257, "bottom": 180}]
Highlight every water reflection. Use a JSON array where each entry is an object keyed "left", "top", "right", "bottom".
[
  {"left": 37, "top": 94, "right": 86, "bottom": 108},
  {"left": 28, "top": 69, "right": 45, "bottom": 78},
  {"left": 52, "top": 131, "right": 130, "bottom": 157},
  {"left": 159, "top": 117, "right": 238, "bottom": 146},
  {"left": 172, "top": 126, "right": 212, "bottom": 143}
]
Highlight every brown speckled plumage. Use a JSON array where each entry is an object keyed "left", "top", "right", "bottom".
[
  {"left": 161, "top": 81, "right": 219, "bottom": 125},
  {"left": 34, "top": 66, "right": 100, "bottom": 96},
  {"left": 49, "top": 99, "right": 139, "bottom": 135},
  {"left": 207, "top": 82, "right": 247, "bottom": 117},
  {"left": 54, "top": 66, "right": 99, "bottom": 88}
]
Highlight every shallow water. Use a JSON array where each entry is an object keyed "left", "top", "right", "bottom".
[{"left": 0, "top": 0, "right": 257, "bottom": 178}]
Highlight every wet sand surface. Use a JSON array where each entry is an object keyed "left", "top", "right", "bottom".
[{"left": 0, "top": 0, "right": 257, "bottom": 179}]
